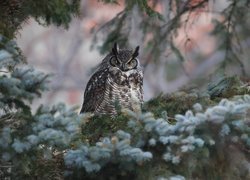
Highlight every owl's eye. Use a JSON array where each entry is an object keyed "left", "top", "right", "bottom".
[
  {"left": 127, "top": 59, "right": 138, "bottom": 69},
  {"left": 110, "top": 57, "right": 120, "bottom": 67}
]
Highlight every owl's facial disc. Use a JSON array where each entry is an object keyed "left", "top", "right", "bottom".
[
  {"left": 118, "top": 58, "right": 138, "bottom": 71},
  {"left": 110, "top": 44, "right": 140, "bottom": 71},
  {"left": 110, "top": 56, "right": 138, "bottom": 71}
]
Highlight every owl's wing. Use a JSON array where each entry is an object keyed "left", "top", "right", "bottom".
[{"left": 80, "top": 69, "right": 108, "bottom": 113}]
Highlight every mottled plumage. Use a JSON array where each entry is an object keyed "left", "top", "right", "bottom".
[{"left": 80, "top": 43, "right": 143, "bottom": 115}]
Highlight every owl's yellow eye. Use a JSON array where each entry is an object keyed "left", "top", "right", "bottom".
[
  {"left": 110, "top": 57, "right": 120, "bottom": 67},
  {"left": 127, "top": 59, "right": 138, "bottom": 69}
]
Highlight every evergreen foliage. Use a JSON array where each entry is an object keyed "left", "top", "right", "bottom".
[
  {"left": 65, "top": 84, "right": 250, "bottom": 179},
  {"left": 0, "top": 0, "right": 80, "bottom": 38},
  {"left": 0, "top": 0, "right": 250, "bottom": 179}
]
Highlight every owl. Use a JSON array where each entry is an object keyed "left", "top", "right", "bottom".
[{"left": 80, "top": 43, "right": 143, "bottom": 115}]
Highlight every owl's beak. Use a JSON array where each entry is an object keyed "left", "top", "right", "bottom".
[
  {"left": 121, "top": 64, "right": 125, "bottom": 71},
  {"left": 121, "top": 64, "right": 128, "bottom": 71}
]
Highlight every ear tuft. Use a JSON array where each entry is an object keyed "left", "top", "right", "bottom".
[
  {"left": 132, "top": 46, "right": 140, "bottom": 58},
  {"left": 112, "top": 43, "right": 119, "bottom": 55}
]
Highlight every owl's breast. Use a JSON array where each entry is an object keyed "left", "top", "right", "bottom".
[{"left": 105, "top": 69, "right": 143, "bottom": 112}]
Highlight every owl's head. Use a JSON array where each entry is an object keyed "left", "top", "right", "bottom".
[{"left": 109, "top": 43, "right": 140, "bottom": 72}]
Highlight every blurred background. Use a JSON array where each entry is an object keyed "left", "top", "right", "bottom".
[{"left": 16, "top": 0, "right": 250, "bottom": 109}]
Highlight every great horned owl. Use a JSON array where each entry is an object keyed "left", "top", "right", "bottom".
[{"left": 80, "top": 43, "right": 143, "bottom": 115}]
